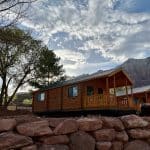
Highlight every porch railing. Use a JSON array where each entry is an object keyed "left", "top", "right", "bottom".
[{"left": 84, "top": 94, "right": 129, "bottom": 109}]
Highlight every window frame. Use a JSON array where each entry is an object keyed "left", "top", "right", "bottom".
[
  {"left": 36, "top": 92, "right": 45, "bottom": 102},
  {"left": 87, "top": 86, "right": 94, "bottom": 96},
  {"left": 68, "top": 85, "right": 78, "bottom": 97}
]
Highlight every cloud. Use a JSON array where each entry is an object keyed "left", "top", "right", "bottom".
[{"left": 19, "top": 0, "right": 150, "bottom": 75}]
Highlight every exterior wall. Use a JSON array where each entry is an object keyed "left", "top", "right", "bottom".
[
  {"left": 32, "top": 91, "right": 47, "bottom": 112},
  {"left": 62, "top": 83, "right": 82, "bottom": 110},
  {"left": 81, "top": 78, "right": 107, "bottom": 109},
  {"left": 108, "top": 71, "right": 131, "bottom": 88},
  {"left": 47, "top": 88, "right": 62, "bottom": 111}
]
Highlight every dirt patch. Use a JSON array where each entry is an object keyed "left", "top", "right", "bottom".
[{"left": 0, "top": 109, "right": 32, "bottom": 117}]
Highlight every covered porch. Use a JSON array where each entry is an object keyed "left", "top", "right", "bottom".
[{"left": 83, "top": 69, "right": 136, "bottom": 110}]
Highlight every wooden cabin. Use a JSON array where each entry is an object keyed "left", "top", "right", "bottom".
[{"left": 32, "top": 68, "right": 139, "bottom": 113}]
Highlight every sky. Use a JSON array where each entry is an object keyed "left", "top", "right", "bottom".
[{"left": 20, "top": 0, "right": 150, "bottom": 76}]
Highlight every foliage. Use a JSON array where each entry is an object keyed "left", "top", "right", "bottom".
[
  {"left": 23, "top": 98, "right": 32, "bottom": 105},
  {"left": 0, "top": 27, "right": 65, "bottom": 108},
  {"left": 30, "top": 48, "right": 66, "bottom": 89}
]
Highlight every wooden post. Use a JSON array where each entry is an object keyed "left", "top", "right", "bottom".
[
  {"left": 113, "top": 75, "right": 117, "bottom": 108},
  {"left": 125, "top": 80, "right": 129, "bottom": 108},
  {"left": 145, "top": 92, "right": 148, "bottom": 103},
  {"left": 106, "top": 77, "right": 109, "bottom": 107}
]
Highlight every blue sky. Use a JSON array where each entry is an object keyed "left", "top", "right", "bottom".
[{"left": 20, "top": 0, "right": 150, "bottom": 76}]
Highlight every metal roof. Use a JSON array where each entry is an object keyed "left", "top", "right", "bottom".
[
  {"left": 37, "top": 67, "right": 132, "bottom": 92},
  {"left": 117, "top": 85, "right": 150, "bottom": 96},
  {"left": 63, "top": 68, "right": 116, "bottom": 85},
  {"left": 132, "top": 85, "right": 150, "bottom": 94}
]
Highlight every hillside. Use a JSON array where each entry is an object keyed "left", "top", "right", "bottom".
[{"left": 120, "top": 57, "right": 150, "bottom": 87}]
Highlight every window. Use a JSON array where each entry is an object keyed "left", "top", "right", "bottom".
[
  {"left": 87, "top": 86, "right": 94, "bottom": 96},
  {"left": 98, "top": 88, "right": 103, "bottom": 94},
  {"left": 37, "top": 92, "right": 45, "bottom": 101},
  {"left": 68, "top": 86, "right": 78, "bottom": 97}
]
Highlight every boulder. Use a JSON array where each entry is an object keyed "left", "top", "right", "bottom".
[
  {"left": 15, "top": 115, "right": 43, "bottom": 124},
  {"left": 115, "top": 131, "right": 128, "bottom": 142},
  {"left": 39, "top": 135, "right": 69, "bottom": 145},
  {"left": 121, "top": 115, "right": 148, "bottom": 129},
  {"left": 94, "top": 129, "right": 115, "bottom": 141},
  {"left": 128, "top": 129, "right": 150, "bottom": 139},
  {"left": 96, "top": 142, "right": 112, "bottom": 150},
  {"left": 21, "top": 145, "right": 37, "bottom": 150},
  {"left": 16, "top": 120, "right": 53, "bottom": 137},
  {"left": 112, "top": 141, "right": 123, "bottom": 150},
  {"left": 70, "top": 131, "right": 95, "bottom": 150},
  {"left": 38, "top": 144, "right": 69, "bottom": 150},
  {"left": 77, "top": 118, "right": 102, "bottom": 131},
  {"left": 47, "top": 118, "right": 65, "bottom": 128},
  {"left": 0, "top": 118, "right": 16, "bottom": 132},
  {"left": 54, "top": 119, "right": 78, "bottom": 135},
  {"left": 102, "top": 117, "right": 124, "bottom": 131},
  {"left": 124, "top": 140, "right": 150, "bottom": 150},
  {"left": 0, "top": 132, "right": 33, "bottom": 149}
]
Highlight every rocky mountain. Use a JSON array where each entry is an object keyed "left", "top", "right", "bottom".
[
  {"left": 67, "top": 57, "right": 150, "bottom": 88},
  {"left": 120, "top": 57, "right": 150, "bottom": 87}
]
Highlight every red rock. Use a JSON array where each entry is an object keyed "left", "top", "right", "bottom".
[
  {"left": 77, "top": 118, "right": 102, "bottom": 131},
  {"left": 54, "top": 119, "right": 78, "bottom": 135},
  {"left": 16, "top": 120, "right": 53, "bottom": 137},
  {"left": 39, "top": 135, "right": 69, "bottom": 145},
  {"left": 70, "top": 131, "right": 95, "bottom": 150},
  {"left": 0, "top": 118, "right": 16, "bottom": 132},
  {"left": 124, "top": 140, "right": 150, "bottom": 150},
  {"left": 96, "top": 142, "right": 112, "bottom": 150},
  {"left": 102, "top": 117, "right": 124, "bottom": 131},
  {"left": 121, "top": 115, "right": 148, "bottom": 129},
  {"left": 128, "top": 129, "right": 150, "bottom": 139},
  {"left": 94, "top": 129, "right": 115, "bottom": 141},
  {"left": 47, "top": 118, "right": 65, "bottom": 128},
  {"left": 15, "top": 115, "right": 43, "bottom": 124},
  {"left": 115, "top": 131, "right": 128, "bottom": 142},
  {"left": 21, "top": 144, "right": 37, "bottom": 150},
  {"left": 0, "top": 132, "right": 33, "bottom": 149},
  {"left": 112, "top": 141, "right": 123, "bottom": 150},
  {"left": 38, "top": 144, "right": 69, "bottom": 150}
]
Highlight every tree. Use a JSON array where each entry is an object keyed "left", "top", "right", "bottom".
[
  {"left": 0, "top": 27, "right": 65, "bottom": 109},
  {"left": 30, "top": 48, "right": 65, "bottom": 89},
  {"left": 0, "top": 0, "right": 36, "bottom": 27}
]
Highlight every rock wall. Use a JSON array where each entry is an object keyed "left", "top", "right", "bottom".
[{"left": 0, "top": 115, "right": 150, "bottom": 150}]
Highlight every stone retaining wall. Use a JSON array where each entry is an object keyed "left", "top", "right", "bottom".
[{"left": 0, "top": 114, "right": 150, "bottom": 150}]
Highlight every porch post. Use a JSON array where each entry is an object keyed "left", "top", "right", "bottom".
[
  {"left": 113, "top": 75, "right": 117, "bottom": 106},
  {"left": 106, "top": 77, "right": 109, "bottom": 107},
  {"left": 130, "top": 86, "right": 133, "bottom": 108},
  {"left": 145, "top": 92, "right": 148, "bottom": 103},
  {"left": 125, "top": 80, "right": 129, "bottom": 107}
]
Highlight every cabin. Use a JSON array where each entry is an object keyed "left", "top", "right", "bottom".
[{"left": 32, "top": 68, "right": 139, "bottom": 113}]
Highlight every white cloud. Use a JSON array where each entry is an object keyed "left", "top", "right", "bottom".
[{"left": 19, "top": 0, "right": 150, "bottom": 75}]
